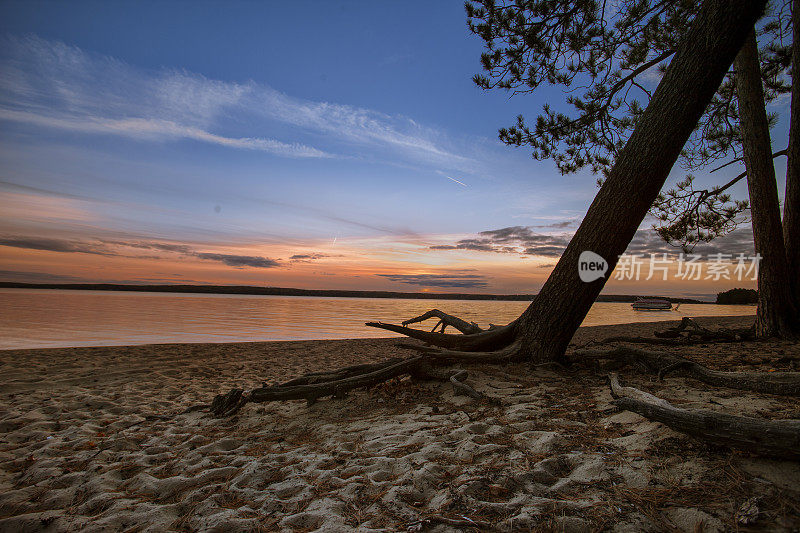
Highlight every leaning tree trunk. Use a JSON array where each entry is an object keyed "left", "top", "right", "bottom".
[
  {"left": 784, "top": 0, "right": 800, "bottom": 311},
  {"left": 511, "top": 0, "right": 769, "bottom": 362},
  {"left": 735, "top": 30, "right": 799, "bottom": 338}
]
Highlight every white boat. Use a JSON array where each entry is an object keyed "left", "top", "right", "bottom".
[{"left": 631, "top": 297, "right": 672, "bottom": 310}]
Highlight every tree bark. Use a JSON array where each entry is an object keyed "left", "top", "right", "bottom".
[
  {"left": 511, "top": 0, "right": 768, "bottom": 362},
  {"left": 735, "top": 30, "right": 799, "bottom": 338},
  {"left": 784, "top": 0, "right": 800, "bottom": 310}
]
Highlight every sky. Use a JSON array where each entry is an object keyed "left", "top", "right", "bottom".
[{"left": 0, "top": 1, "right": 791, "bottom": 299}]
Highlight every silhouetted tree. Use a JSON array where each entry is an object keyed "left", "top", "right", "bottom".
[
  {"left": 735, "top": 29, "right": 798, "bottom": 336},
  {"left": 467, "top": 0, "right": 798, "bottom": 337},
  {"left": 373, "top": 0, "right": 768, "bottom": 361},
  {"left": 785, "top": 0, "right": 800, "bottom": 312}
]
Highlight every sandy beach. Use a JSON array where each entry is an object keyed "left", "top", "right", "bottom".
[{"left": 1, "top": 315, "right": 798, "bottom": 531}]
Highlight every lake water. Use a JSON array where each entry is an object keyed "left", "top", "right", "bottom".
[{"left": 0, "top": 288, "right": 756, "bottom": 350}]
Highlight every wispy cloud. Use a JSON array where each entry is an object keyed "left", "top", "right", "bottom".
[
  {"left": 0, "top": 235, "right": 282, "bottom": 269},
  {"left": 0, "top": 35, "right": 473, "bottom": 168},
  {"left": 289, "top": 253, "right": 336, "bottom": 262},
  {"left": 533, "top": 219, "right": 576, "bottom": 229},
  {"left": 194, "top": 252, "right": 279, "bottom": 268},
  {"left": 0, "top": 236, "right": 114, "bottom": 255},
  {"left": 0, "top": 109, "right": 332, "bottom": 158},
  {"left": 378, "top": 273, "right": 489, "bottom": 288},
  {"left": 0, "top": 269, "right": 89, "bottom": 283}
]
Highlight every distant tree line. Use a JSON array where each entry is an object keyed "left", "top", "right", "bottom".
[{"left": 716, "top": 287, "right": 759, "bottom": 304}]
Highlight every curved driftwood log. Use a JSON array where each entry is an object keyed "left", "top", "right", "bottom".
[
  {"left": 401, "top": 309, "right": 484, "bottom": 334},
  {"left": 608, "top": 373, "right": 800, "bottom": 459},
  {"left": 576, "top": 347, "right": 800, "bottom": 396}
]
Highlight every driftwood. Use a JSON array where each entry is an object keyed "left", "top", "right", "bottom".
[
  {"left": 574, "top": 346, "right": 800, "bottom": 396},
  {"left": 608, "top": 373, "right": 800, "bottom": 459}
]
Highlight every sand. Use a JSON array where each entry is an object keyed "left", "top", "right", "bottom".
[{"left": 0, "top": 315, "right": 798, "bottom": 531}]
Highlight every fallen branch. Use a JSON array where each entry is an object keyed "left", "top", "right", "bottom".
[
  {"left": 450, "top": 369, "right": 483, "bottom": 399},
  {"left": 446, "top": 369, "right": 502, "bottom": 404},
  {"left": 407, "top": 514, "right": 495, "bottom": 532},
  {"left": 607, "top": 373, "right": 800, "bottom": 459}
]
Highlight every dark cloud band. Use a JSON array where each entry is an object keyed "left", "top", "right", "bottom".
[
  {"left": 378, "top": 273, "right": 488, "bottom": 288},
  {"left": 431, "top": 225, "right": 756, "bottom": 259},
  {"left": 0, "top": 235, "right": 281, "bottom": 269}
]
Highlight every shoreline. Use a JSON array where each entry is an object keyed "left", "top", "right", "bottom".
[
  {"left": 2, "top": 314, "right": 797, "bottom": 532},
  {"left": 0, "top": 282, "right": 712, "bottom": 304},
  {"left": 0, "top": 314, "right": 755, "bottom": 353}
]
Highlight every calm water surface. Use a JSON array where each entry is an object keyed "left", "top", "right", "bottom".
[{"left": 0, "top": 288, "right": 756, "bottom": 350}]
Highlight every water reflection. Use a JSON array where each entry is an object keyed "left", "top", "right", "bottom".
[{"left": 0, "top": 289, "right": 755, "bottom": 350}]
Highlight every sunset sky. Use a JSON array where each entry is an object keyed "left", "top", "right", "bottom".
[{"left": 0, "top": 1, "right": 790, "bottom": 299}]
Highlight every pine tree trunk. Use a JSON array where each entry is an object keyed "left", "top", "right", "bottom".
[
  {"left": 784, "top": 0, "right": 800, "bottom": 311},
  {"left": 511, "top": 0, "right": 768, "bottom": 362},
  {"left": 735, "top": 30, "right": 799, "bottom": 338}
]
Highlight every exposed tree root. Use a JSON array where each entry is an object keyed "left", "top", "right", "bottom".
[
  {"left": 401, "top": 309, "right": 483, "bottom": 334},
  {"left": 366, "top": 318, "right": 516, "bottom": 351},
  {"left": 206, "top": 309, "right": 523, "bottom": 416},
  {"left": 590, "top": 317, "right": 756, "bottom": 346},
  {"left": 397, "top": 340, "right": 524, "bottom": 364},
  {"left": 210, "top": 356, "right": 424, "bottom": 416},
  {"left": 207, "top": 342, "right": 508, "bottom": 416},
  {"left": 205, "top": 308, "right": 798, "bottom": 467},
  {"left": 608, "top": 373, "right": 800, "bottom": 459},
  {"left": 276, "top": 359, "right": 404, "bottom": 387},
  {"left": 574, "top": 346, "right": 800, "bottom": 396},
  {"left": 587, "top": 336, "right": 689, "bottom": 346},
  {"left": 655, "top": 317, "right": 755, "bottom": 342}
]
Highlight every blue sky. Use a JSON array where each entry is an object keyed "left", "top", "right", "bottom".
[{"left": 0, "top": 1, "right": 787, "bottom": 297}]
